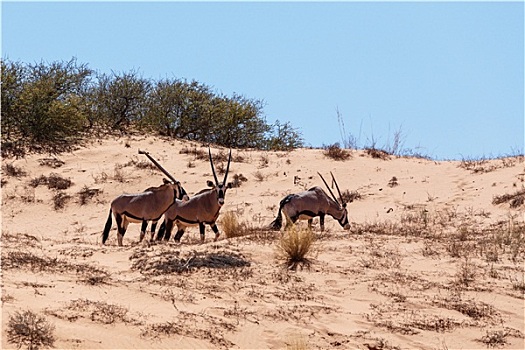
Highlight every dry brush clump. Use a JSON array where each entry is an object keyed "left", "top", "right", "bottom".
[
  {"left": 180, "top": 145, "right": 207, "bottom": 160},
  {"left": 2, "top": 162, "right": 27, "bottom": 177},
  {"left": 230, "top": 173, "right": 248, "bottom": 188},
  {"left": 219, "top": 211, "right": 257, "bottom": 238},
  {"left": 340, "top": 189, "right": 361, "bottom": 203},
  {"left": 52, "top": 191, "right": 71, "bottom": 210},
  {"left": 493, "top": 189, "right": 525, "bottom": 209},
  {"left": 275, "top": 225, "right": 317, "bottom": 270},
  {"left": 7, "top": 309, "right": 55, "bottom": 350},
  {"left": 323, "top": 143, "right": 351, "bottom": 161},
  {"left": 37, "top": 157, "right": 64, "bottom": 168},
  {"left": 77, "top": 185, "right": 103, "bottom": 205},
  {"left": 365, "top": 147, "right": 391, "bottom": 160},
  {"left": 29, "top": 173, "right": 72, "bottom": 190}
]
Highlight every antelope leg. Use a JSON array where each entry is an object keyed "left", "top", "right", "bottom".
[
  {"left": 199, "top": 223, "right": 206, "bottom": 243},
  {"left": 211, "top": 223, "right": 220, "bottom": 241}
]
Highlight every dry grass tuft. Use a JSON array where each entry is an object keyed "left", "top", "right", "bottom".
[
  {"left": 323, "top": 143, "right": 351, "bottom": 161},
  {"left": 7, "top": 309, "right": 55, "bottom": 350},
  {"left": 125, "top": 157, "right": 158, "bottom": 170},
  {"left": 365, "top": 148, "right": 391, "bottom": 160},
  {"left": 253, "top": 170, "right": 268, "bottom": 182},
  {"left": 3, "top": 163, "right": 27, "bottom": 177},
  {"left": 220, "top": 211, "right": 254, "bottom": 238},
  {"left": 113, "top": 164, "right": 126, "bottom": 182},
  {"left": 479, "top": 330, "right": 508, "bottom": 348},
  {"left": 180, "top": 145, "right": 207, "bottom": 160},
  {"left": 454, "top": 257, "right": 477, "bottom": 288},
  {"left": 231, "top": 173, "right": 248, "bottom": 188},
  {"left": 38, "top": 157, "right": 64, "bottom": 168},
  {"left": 340, "top": 189, "right": 361, "bottom": 203},
  {"left": 276, "top": 225, "right": 317, "bottom": 270},
  {"left": 53, "top": 191, "right": 71, "bottom": 210},
  {"left": 78, "top": 186, "right": 102, "bottom": 205},
  {"left": 30, "top": 173, "right": 72, "bottom": 190}
]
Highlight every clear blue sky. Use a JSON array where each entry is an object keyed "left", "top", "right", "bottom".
[{"left": 2, "top": 1, "right": 523, "bottom": 159}]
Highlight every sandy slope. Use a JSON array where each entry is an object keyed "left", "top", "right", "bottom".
[{"left": 1, "top": 135, "right": 524, "bottom": 349}]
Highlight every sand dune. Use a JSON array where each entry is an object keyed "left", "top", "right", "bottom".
[{"left": 2, "top": 135, "right": 524, "bottom": 349}]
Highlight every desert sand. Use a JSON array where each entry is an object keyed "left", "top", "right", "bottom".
[{"left": 1, "top": 135, "right": 524, "bottom": 349}]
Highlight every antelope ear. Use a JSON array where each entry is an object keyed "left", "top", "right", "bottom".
[
  {"left": 207, "top": 180, "right": 215, "bottom": 187},
  {"left": 163, "top": 178, "right": 170, "bottom": 184}
]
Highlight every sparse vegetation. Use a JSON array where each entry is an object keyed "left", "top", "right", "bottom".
[
  {"left": 231, "top": 173, "right": 248, "bottom": 188},
  {"left": 30, "top": 173, "right": 72, "bottom": 190},
  {"left": 113, "top": 164, "right": 126, "bottom": 182},
  {"left": 493, "top": 189, "right": 525, "bottom": 208},
  {"left": 253, "top": 170, "right": 267, "bottom": 182},
  {"left": 78, "top": 186, "right": 102, "bottom": 205},
  {"left": 455, "top": 257, "right": 477, "bottom": 288},
  {"left": 365, "top": 147, "right": 391, "bottom": 160},
  {"left": 37, "top": 157, "right": 64, "bottom": 168},
  {"left": 2, "top": 162, "right": 27, "bottom": 177},
  {"left": 7, "top": 310, "right": 55, "bottom": 350},
  {"left": 479, "top": 330, "right": 508, "bottom": 348},
  {"left": 323, "top": 142, "right": 351, "bottom": 161},
  {"left": 340, "top": 189, "right": 361, "bottom": 203},
  {"left": 52, "top": 191, "right": 71, "bottom": 210}
]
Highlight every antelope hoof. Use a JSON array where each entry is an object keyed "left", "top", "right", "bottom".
[{"left": 214, "top": 233, "right": 220, "bottom": 242}]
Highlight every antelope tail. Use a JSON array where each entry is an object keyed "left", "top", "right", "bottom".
[
  {"left": 102, "top": 209, "right": 113, "bottom": 244},
  {"left": 269, "top": 195, "right": 292, "bottom": 230}
]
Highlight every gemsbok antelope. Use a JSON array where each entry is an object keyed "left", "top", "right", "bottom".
[
  {"left": 101, "top": 150, "right": 187, "bottom": 246},
  {"left": 269, "top": 172, "right": 351, "bottom": 231},
  {"left": 156, "top": 148, "right": 232, "bottom": 243}
]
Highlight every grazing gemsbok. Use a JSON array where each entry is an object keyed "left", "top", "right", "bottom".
[
  {"left": 101, "top": 150, "right": 187, "bottom": 246},
  {"left": 269, "top": 172, "right": 351, "bottom": 231},
  {"left": 156, "top": 148, "right": 232, "bottom": 243}
]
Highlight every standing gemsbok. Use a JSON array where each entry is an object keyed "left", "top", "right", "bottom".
[
  {"left": 101, "top": 150, "right": 187, "bottom": 246},
  {"left": 156, "top": 148, "right": 232, "bottom": 243},
  {"left": 269, "top": 172, "right": 351, "bottom": 231}
]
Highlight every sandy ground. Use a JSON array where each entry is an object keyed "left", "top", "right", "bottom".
[{"left": 1, "top": 135, "right": 524, "bottom": 349}]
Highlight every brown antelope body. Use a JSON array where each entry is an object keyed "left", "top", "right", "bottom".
[
  {"left": 157, "top": 148, "right": 232, "bottom": 243},
  {"left": 270, "top": 172, "right": 350, "bottom": 231}
]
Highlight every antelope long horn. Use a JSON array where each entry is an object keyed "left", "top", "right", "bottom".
[
  {"left": 330, "top": 171, "right": 345, "bottom": 205},
  {"left": 318, "top": 172, "right": 340, "bottom": 205},
  {"left": 138, "top": 149, "right": 178, "bottom": 184},
  {"left": 223, "top": 149, "right": 232, "bottom": 185},
  {"left": 209, "top": 147, "right": 220, "bottom": 185}
]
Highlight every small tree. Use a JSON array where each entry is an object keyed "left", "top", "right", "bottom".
[
  {"left": 265, "top": 120, "right": 303, "bottom": 151},
  {"left": 7, "top": 310, "right": 56, "bottom": 350},
  {"left": 89, "top": 70, "right": 150, "bottom": 131}
]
